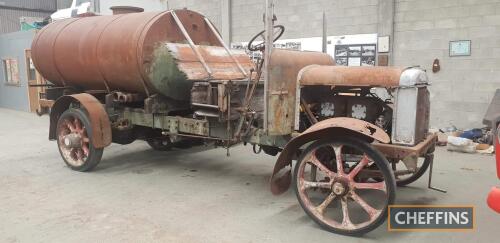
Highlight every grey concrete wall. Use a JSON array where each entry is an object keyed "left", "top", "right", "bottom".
[
  {"left": 98, "top": 0, "right": 168, "bottom": 15},
  {"left": 167, "top": 0, "right": 379, "bottom": 42},
  {"left": 168, "top": 0, "right": 222, "bottom": 32},
  {"left": 393, "top": 0, "right": 500, "bottom": 129},
  {"left": 230, "top": 0, "right": 379, "bottom": 42},
  {"left": 0, "top": 30, "right": 35, "bottom": 112}
]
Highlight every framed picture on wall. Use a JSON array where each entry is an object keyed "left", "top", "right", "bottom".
[
  {"left": 335, "top": 44, "right": 376, "bottom": 66},
  {"left": 449, "top": 40, "right": 471, "bottom": 57}
]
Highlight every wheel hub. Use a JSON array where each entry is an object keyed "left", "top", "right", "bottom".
[
  {"left": 331, "top": 178, "right": 350, "bottom": 196},
  {"left": 63, "top": 133, "right": 82, "bottom": 148}
]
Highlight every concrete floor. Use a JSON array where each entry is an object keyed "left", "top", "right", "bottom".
[{"left": 1, "top": 107, "right": 499, "bottom": 242}]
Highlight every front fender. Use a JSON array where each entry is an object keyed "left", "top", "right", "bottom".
[
  {"left": 49, "top": 93, "right": 112, "bottom": 148},
  {"left": 270, "top": 117, "right": 390, "bottom": 195}
]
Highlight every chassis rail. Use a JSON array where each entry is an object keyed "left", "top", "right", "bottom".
[{"left": 373, "top": 133, "right": 437, "bottom": 160}]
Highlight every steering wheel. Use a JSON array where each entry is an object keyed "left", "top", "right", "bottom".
[{"left": 247, "top": 25, "right": 285, "bottom": 51}]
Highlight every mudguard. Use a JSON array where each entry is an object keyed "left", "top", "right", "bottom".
[
  {"left": 49, "top": 93, "right": 112, "bottom": 148},
  {"left": 270, "top": 117, "right": 390, "bottom": 195}
]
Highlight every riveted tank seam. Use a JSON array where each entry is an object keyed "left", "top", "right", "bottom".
[
  {"left": 52, "top": 18, "right": 80, "bottom": 87},
  {"left": 134, "top": 11, "right": 166, "bottom": 97},
  {"left": 95, "top": 14, "right": 128, "bottom": 93},
  {"left": 30, "top": 25, "right": 48, "bottom": 77}
]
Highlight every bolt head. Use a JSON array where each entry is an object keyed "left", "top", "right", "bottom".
[
  {"left": 332, "top": 182, "right": 345, "bottom": 195},
  {"left": 64, "top": 138, "right": 71, "bottom": 147}
]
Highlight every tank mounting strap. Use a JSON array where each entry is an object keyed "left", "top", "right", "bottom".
[
  {"left": 203, "top": 17, "right": 247, "bottom": 78},
  {"left": 171, "top": 10, "right": 212, "bottom": 79}
]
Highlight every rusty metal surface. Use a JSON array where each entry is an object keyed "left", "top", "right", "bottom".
[
  {"left": 110, "top": 6, "right": 144, "bottom": 15},
  {"left": 31, "top": 10, "right": 229, "bottom": 99},
  {"left": 270, "top": 117, "right": 390, "bottom": 195},
  {"left": 49, "top": 94, "right": 111, "bottom": 148},
  {"left": 122, "top": 109, "right": 210, "bottom": 136},
  {"left": 166, "top": 43, "right": 254, "bottom": 80},
  {"left": 374, "top": 133, "right": 437, "bottom": 160},
  {"left": 298, "top": 65, "right": 403, "bottom": 87},
  {"left": 299, "top": 117, "right": 390, "bottom": 143},
  {"left": 112, "top": 92, "right": 144, "bottom": 103},
  {"left": 267, "top": 49, "right": 335, "bottom": 135}
]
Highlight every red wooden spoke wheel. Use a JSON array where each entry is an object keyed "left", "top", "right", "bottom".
[
  {"left": 293, "top": 137, "right": 396, "bottom": 235},
  {"left": 56, "top": 109, "right": 103, "bottom": 171}
]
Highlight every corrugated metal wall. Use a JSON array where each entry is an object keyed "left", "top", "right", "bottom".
[
  {"left": 1, "top": 0, "right": 56, "bottom": 10},
  {"left": 0, "top": 9, "right": 48, "bottom": 34},
  {"left": 0, "top": 0, "right": 73, "bottom": 34},
  {"left": 57, "top": 0, "right": 73, "bottom": 9}
]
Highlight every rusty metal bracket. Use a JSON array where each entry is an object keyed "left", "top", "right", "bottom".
[
  {"left": 122, "top": 109, "right": 209, "bottom": 136},
  {"left": 171, "top": 10, "right": 212, "bottom": 79},
  {"left": 373, "top": 133, "right": 437, "bottom": 160},
  {"left": 427, "top": 153, "right": 447, "bottom": 193},
  {"left": 49, "top": 93, "right": 112, "bottom": 148},
  {"left": 203, "top": 17, "right": 247, "bottom": 78},
  {"left": 300, "top": 98, "right": 318, "bottom": 124}
]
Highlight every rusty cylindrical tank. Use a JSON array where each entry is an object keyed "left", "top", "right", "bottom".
[{"left": 31, "top": 9, "right": 221, "bottom": 100}]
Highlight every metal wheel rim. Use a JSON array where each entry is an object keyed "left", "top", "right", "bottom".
[
  {"left": 393, "top": 155, "right": 430, "bottom": 183},
  {"left": 57, "top": 115, "right": 90, "bottom": 167},
  {"left": 296, "top": 143, "right": 389, "bottom": 231}
]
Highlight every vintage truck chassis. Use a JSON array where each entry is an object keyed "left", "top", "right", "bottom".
[{"left": 34, "top": 9, "right": 438, "bottom": 236}]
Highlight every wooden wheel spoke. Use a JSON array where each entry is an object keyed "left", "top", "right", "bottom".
[
  {"left": 65, "top": 120, "right": 76, "bottom": 132},
  {"left": 302, "top": 180, "right": 331, "bottom": 190},
  {"left": 310, "top": 165, "right": 317, "bottom": 182},
  {"left": 82, "top": 144, "right": 90, "bottom": 157},
  {"left": 308, "top": 153, "right": 335, "bottom": 177},
  {"left": 70, "top": 148, "right": 77, "bottom": 160},
  {"left": 74, "top": 117, "right": 82, "bottom": 132},
  {"left": 331, "top": 145, "right": 344, "bottom": 175},
  {"left": 354, "top": 181, "right": 386, "bottom": 192},
  {"left": 316, "top": 193, "right": 336, "bottom": 215},
  {"left": 341, "top": 198, "right": 355, "bottom": 229},
  {"left": 59, "top": 127, "right": 70, "bottom": 136},
  {"left": 348, "top": 155, "right": 370, "bottom": 179},
  {"left": 76, "top": 149, "right": 84, "bottom": 161},
  {"left": 350, "top": 192, "right": 381, "bottom": 220}
]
